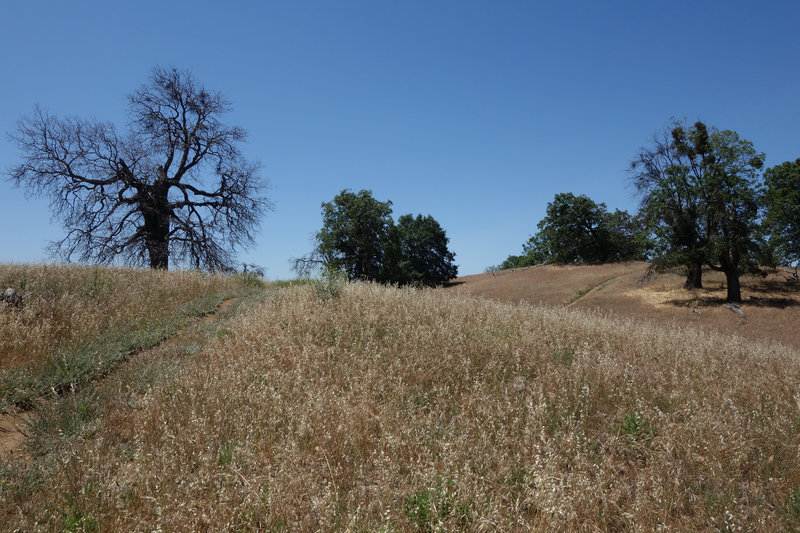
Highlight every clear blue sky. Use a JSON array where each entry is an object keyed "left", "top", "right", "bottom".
[{"left": 2, "top": 1, "right": 798, "bottom": 279}]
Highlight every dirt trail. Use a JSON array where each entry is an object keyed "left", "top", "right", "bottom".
[
  {"left": 0, "top": 411, "right": 29, "bottom": 463},
  {"left": 200, "top": 296, "right": 238, "bottom": 322},
  {"left": 0, "top": 296, "right": 239, "bottom": 464},
  {"left": 565, "top": 273, "right": 627, "bottom": 307}
]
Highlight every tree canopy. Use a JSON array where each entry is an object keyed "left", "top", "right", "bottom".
[
  {"left": 301, "top": 189, "right": 457, "bottom": 286},
  {"left": 8, "top": 67, "right": 270, "bottom": 270},
  {"left": 630, "top": 121, "right": 711, "bottom": 288},
  {"left": 764, "top": 159, "right": 800, "bottom": 269},
  {"left": 493, "top": 193, "right": 647, "bottom": 270},
  {"left": 537, "top": 193, "right": 616, "bottom": 263},
  {"left": 630, "top": 120, "right": 764, "bottom": 302},
  {"left": 315, "top": 189, "right": 395, "bottom": 282},
  {"left": 393, "top": 214, "right": 458, "bottom": 286}
]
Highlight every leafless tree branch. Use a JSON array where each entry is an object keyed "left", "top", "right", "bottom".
[{"left": 8, "top": 67, "right": 272, "bottom": 270}]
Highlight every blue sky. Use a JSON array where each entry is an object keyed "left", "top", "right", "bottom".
[{"left": 1, "top": 1, "right": 798, "bottom": 279}]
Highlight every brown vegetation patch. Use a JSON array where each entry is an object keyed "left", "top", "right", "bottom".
[
  {"left": 453, "top": 262, "right": 646, "bottom": 306},
  {"left": 451, "top": 263, "right": 800, "bottom": 349},
  {"left": 0, "top": 411, "right": 29, "bottom": 463}
]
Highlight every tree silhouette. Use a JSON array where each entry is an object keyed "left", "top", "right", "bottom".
[{"left": 9, "top": 67, "right": 271, "bottom": 270}]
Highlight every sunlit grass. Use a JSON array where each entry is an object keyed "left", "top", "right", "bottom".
[
  {"left": 0, "top": 263, "right": 251, "bottom": 372},
  {"left": 3, "top": 279, "right": 799, "bottom": 530}
]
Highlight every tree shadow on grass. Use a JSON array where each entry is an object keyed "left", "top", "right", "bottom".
[
  {"left": 741, "top": 296, "right": 799, "bottom": 309},
  {"left": 665, "top": 295, "right": 799, "bottom": 309},
  {"left": 753, "top": 279, "right": 800, "bottom": 296}
]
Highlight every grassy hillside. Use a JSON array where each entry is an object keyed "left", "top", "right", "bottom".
[
  {"left": 2, "top": 273, "right": 799, "bottom": 530},
  {"left": 452, "top": 262, "right": 800, "bottom": 350},
  {"left": 0, "top": 264, "right": 255, "bottom": 372},
  {"left": 0, "top": 264, "right": 268, "bottom": 421}
]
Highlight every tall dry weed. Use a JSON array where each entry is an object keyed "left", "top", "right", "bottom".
[{"left": 3, "top": 282, "right": 799, "bottom": 531}]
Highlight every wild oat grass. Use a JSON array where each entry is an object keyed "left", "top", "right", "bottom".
[
  {"left": 3, "top": 281, "right": 799, "bottom": 531},
  {"left": 0, "top": 263, "right": 247, "bottom": 371}
]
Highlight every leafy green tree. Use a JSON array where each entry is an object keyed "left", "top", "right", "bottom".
[
  {"left": 606, "top": 209, "right": 653, "bottom": 262},
  {"left": 764, "top": 159, "right": 800, "bottom": 269},
  {"left": 631, "top": 120, "right": 764, "bottom": 302},
  {"left": 299, "top": 189, "right": 458, "bottom": 286},
  {"left": 493, "top": 194, "right": 646, "bottom": 270},
  {"left": 494, "top": 233, "right": 550, "bottom": 271},
  {"left": 519, "top": 232, "right": 552, "bottom": 265},
  {"left": 315, "top": 189, "right": 395, "bottom": 282},
  {"left": 536, "top": 193, "right": 613, "bottom": 263},
  {"left": 630, "top": 121, "right": 712, "bottom": 289},
  {"left": 394, "top": 214, "right": 458, "bottom": 286},
  {"left": 701, "top": 129, "right": 764, "bottom": 302}
]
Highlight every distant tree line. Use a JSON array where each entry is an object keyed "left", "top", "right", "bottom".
[
  {"left": 492, "top": 192, "right": 649, "bottom": 271},
  {"left": 296, "top": 189, "right": 458, "bottom": 287},
  {"left": 493, "top": 119, "right": 800, "bottom": 303}
]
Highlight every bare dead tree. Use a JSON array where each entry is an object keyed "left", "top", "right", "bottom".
[
  {"left": 291, "top": 253, "right": 328, "bottom": 278},
  {"left": 8, "top": 67, "right": 271, "bottom": 270}
]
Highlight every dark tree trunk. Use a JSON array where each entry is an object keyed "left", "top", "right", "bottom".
[
  {"left": 684, "top": 261, "right": 703, "bottom": 290},
  {"left": 143, "top": 183, "right": 171, "bottom": 269},
  {"left": 725, "top": 268, "right": 742, "bottom": 303},
  {"left": 146, "top": 229, "right": 169, "bottom": 269},
  {"left": 718, "top": 248, "right": 742, "bottom": 303}
]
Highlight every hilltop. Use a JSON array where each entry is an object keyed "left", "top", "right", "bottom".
[{"left": 449, "top": 262, "right": 800, "bottom": 349}]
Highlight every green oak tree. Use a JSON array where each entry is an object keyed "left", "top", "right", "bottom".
[
  {"left": 299, "top": 189, "right": 458, "bottom": 286},
  {"left": 394, "top": 214, "right": 458, "bottom": 286},
  {"left": 314, "top": 189, "right": 395, "bottom": 282},
  {"left": 605, "top": 209, "right": 652, "bottom": 263},
  {"left": 537, "top": 193, "right": 613, "bottom": 264},
  {"left": 630, "top": 121, "right": 712, "bottom": 289},
  {"left": 764, "top": 159, "right": 800, "bottom": 270},
  {"left": 492, "top": 193, "right": 646, "bottom": 270},
  {"left": 631, "top": 120, "right": 764, "bottom": 302}
]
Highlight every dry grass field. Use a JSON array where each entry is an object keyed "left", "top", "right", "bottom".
[
  {"left": 0, "top": 264, "right": 261, "bottom": 464},
  {"left": 452, "top": 262, "right": 800, "bottom": 350},
  {"left": 0, "top": 263, "right": 252, "bottom": 371},
  {"left": 0, "top": 265, "right": 798, "bottom": 531}
]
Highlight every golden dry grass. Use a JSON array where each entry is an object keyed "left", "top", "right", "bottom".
[
  {"left": 0, "top": 263, "right": 247, "bottom": 370},
  {"left": 453, "top": 262, "right": 800, "bottom": 350},
  {"left": 453, "top": 262, "right": 645, "bottom": 306},
  {"left": 3, "top": 280, "right": 799, "bottom": 531}
]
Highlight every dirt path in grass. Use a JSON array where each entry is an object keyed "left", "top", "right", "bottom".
[
  {"left": 564, "top": 273, "right": 626, "bottom": 307},
  {"left": 200, "top": 296, "right": 238, "bottom": 321},
  {"left": 0, "top": 296, "right": 240, "bottom": 464},
  {"left": 0, "top": 411, "right": 29, "bottom": 463}
]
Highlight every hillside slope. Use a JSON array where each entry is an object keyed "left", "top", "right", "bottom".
[
  {"left": 449, "top": 262, "right": 800, "bottom": 349},
  {"left": 3, "top": 282, "right": 800, "bottom": 530}
]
